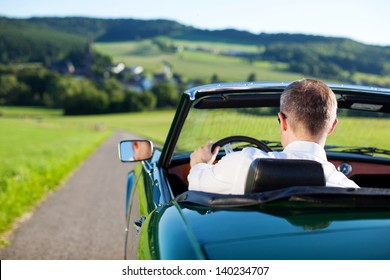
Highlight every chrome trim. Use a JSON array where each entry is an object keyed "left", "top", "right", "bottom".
[{"left": 183, "top": 81, "right": 390, "bottom": 101}]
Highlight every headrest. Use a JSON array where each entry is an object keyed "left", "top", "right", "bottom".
[{"left": 245, "top": 158, "right": 326, "bottom": 193}]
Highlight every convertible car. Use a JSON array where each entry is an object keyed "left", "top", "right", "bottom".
[{"left": 118, "top": 81, "right": 390, "bottom": 260}]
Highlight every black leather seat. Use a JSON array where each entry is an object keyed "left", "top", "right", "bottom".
[{"left": 245, "top": 158, "right": 326, "bottom": 193}]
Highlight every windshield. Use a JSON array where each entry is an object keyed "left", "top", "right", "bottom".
[
  {"left": 175, "top": 101, "right": 390, "bottom": 158},
  {"left": 327, "top": 108, "right": 390, "bottom": 158},
  {"left": 176, "top": 107, "right": 280, "bottom": 154}
]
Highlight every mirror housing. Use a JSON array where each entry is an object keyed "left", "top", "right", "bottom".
[{"left": 118, "top": 140, "right": 153, "bottom": 162}]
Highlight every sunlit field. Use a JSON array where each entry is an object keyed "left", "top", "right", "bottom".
[
  {"left": 56, "top": 110, "right": 175, "bottom": 143},
  {"left": 94, "top": 38, "right": 390, "bottom": 87},
  {"left": 0, "top": 106, "right": 176, "bottom": 244},
  {"left": 94, "top": 39, "right": 303, "bottom": 82},
  {"left": 0, "top": 112, "right": 109, "bottom": 244}
]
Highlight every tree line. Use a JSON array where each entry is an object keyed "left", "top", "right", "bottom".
[
  {"left": 1, "top": 16, "right": 390, "bottom": 115},
  {"left": 2, "top": 16, "right": 390, "bottom": 79},
  {"left": 0, "top": 64, "right": 184, "bottom": 115}
]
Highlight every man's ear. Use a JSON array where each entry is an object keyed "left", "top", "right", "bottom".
[
  {"left": 278, "top": 112, "right": 288, "bottom": 131},
  {"left": 328, "top": 118, "right": 338, "bottom": 135}
]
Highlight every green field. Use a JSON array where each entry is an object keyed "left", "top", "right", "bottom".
[
  {"left": 94, "top": 38, "right": 390, "bottom": 86},
  {"left": 54, "top": 110, "right": 175, "bottom": 144},
  {"left": 94, "top": 39, "right": 304, "bottom": 82},
  {"left": 0, "top": 110, "right": 108, "bottom": 245},
  {"left": 0, "top": 106, "right": 174, "bottom": 245}
]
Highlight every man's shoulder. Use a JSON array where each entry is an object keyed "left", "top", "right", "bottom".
[{"left": 241, "top": 147, "right": 276, "bottom": 158}]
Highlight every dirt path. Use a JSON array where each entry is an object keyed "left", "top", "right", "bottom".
[{"left": 0, "top": 131, "right": 137, "bottom": 259}]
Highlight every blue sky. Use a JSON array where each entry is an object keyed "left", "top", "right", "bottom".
[{"left": 1, "top": 0, "right": 389, "bottom": 46}]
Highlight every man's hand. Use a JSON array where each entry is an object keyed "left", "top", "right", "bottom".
[{"left": 190, "top": 141, "right": 220, "bottom": 167}]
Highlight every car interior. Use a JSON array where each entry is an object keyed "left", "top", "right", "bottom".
[
  {"left": 162, "top": 89, "right": 390, "bottom": 198},
  {"left": 167, "top": 155, "right": 390, "bottom": 198}
]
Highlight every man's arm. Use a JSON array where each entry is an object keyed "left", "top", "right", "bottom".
[
  {"left": 188, "top": 142, "right": 253, "bottom": 194},
  {"left": 190, "top": 141, "right": 219, "bottom": 167},
  {"left": 188, "top": 145, "right": 275, "bottom": 194}
]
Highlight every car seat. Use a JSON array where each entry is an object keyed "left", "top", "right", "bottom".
[{"left": 245, "top": 158, "right": 326, "bottom": 193}]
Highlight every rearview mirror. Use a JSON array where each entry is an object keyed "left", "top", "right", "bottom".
[{"left": 118, "top": 140, "right": 153, "bottom": 162}]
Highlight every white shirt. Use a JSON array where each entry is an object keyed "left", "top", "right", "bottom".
[{"left": 188, "top": 141, "right": 360, "bottom": 194}]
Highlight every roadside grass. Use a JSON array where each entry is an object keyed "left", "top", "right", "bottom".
[
  {"left": 0, "top": 107, "right": 175, "bottom": 245},
  {"left": 0, "top": 108, "right": 111, "bottom": 245},
  {"left": 0, "top": 106, "right": 62, "bottom": 118}
]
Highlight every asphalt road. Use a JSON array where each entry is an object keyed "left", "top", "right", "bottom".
[{"left": 0, "top": 131, "right": 137, "bottom": 260}]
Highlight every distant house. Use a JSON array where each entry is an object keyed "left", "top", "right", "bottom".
[
  {"left": 124, "top": 76, "right": 153, "bottom": 92},
  {"left": 120, "top": 65, "right": 154, "bottom": 92},
  {"left": 153, "top": 73, "right": 168, "bottom": 84},
  {"left": 153, "top": 63, "right": 173, "bottom": 84},
  {"left": 130, "top": 65, "right": 144, "bottom": 75},
  {"left": 111, "top": 63, "right": 125, "bottom": 74},
  {"left": 51, "top": 60, "right": 75, "bottom": 75}
]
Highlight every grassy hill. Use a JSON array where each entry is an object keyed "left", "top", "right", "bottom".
[
  {"left": 1, "top": 16, "right": 390, "bottom": 85},
  {"left": 93, "top": 38, "right": 390, "bottom": 86},
  {"left": 0, "top": 17, "right": 87, "bottom": 64},
  {"left": 94, "top": 39, "right": 303, "bottom": 82}
]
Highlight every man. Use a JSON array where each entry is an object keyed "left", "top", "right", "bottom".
[
  {"left": 188, "top": 78, "right": 359, "bottom": 194},
  {"left": 130, "top": 140, "right": 152, "bottom": 161}
]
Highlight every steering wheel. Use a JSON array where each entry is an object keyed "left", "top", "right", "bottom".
[{"left": 211, "top": 135, "right": 272, "bottom": 155}]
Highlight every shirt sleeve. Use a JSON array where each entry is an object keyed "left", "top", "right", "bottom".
[
  {"left": 187, "top": 163, "right": 232, "bottom": 194},
  {"left": 187, "top": 148, "right": 265, "bottom": 194},
  {"left": 322, "top": 162, "right": 360, "bottom": 188}
]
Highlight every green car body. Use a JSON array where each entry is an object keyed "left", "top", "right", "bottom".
[
  {"left": 120, "top": 82, "right": 390, "bottom": 260},
  {"left": 132, "top": 175, "right": 390, "bottom": 260}
]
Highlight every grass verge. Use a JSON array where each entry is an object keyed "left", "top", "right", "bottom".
[{"left": 0, "top": 109, "right": 112, "bottom": 245}]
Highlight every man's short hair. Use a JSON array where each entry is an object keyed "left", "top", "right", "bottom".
[{"left": 280, "top": 78, "right": 337, "bottom": 135}]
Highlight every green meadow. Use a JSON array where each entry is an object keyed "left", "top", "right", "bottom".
[
  {"left": 94, "top": 39, "right": 304, "bottom": 82},
  {"left": 94, "top": 38, "right": 390, "bottom": 86},
  {"left": 0, "top": 110, "right": 108, "bottom": 245},
  {"left": 0, "top": 106, "right": 175, "bottom": 245}
]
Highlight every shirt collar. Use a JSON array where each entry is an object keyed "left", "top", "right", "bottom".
[{"left": 283, "top": 141, "right": 327, "bottom": 160}]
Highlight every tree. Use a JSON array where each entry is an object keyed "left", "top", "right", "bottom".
[
  {"left": 123, "top": 90, "right": 157, "bottom": 112},
  {"left": 211, "top": 74, "right": 220, "bottom": 83},
  {"left": 62, "top": 78, "right": 109, "bottom": 115},
  {"left": 138, "top": 90, "right": 157, "bottom": 110},
  {"left": 101, "top": 78, "right": 125, "bottom": 112},
  {"left": 0, "top": 74, "right": 29, "bottom": 105},
  {"left": 152, "top": 82, "right": 179, "bottom": 108},
  {"left": 247, "top": 72, "right": 257, "bottom": 82}
]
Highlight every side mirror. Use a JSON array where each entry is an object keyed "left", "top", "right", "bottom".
[{"left": 118, "top": 140, "right": 153, "bottom": 162}]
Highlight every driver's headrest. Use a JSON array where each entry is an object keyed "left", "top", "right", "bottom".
[{"left": 245, "top": 158, "right": 326, "bottom": 193}]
